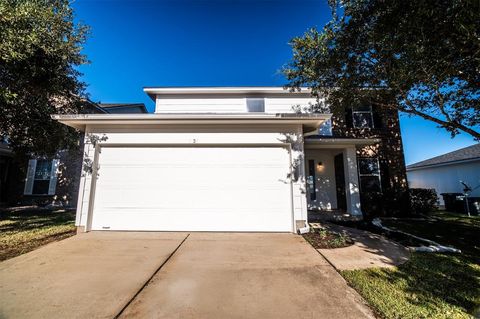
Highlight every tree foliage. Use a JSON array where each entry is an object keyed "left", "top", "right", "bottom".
[
  {"left": 284, "top": 0, "right": 480, "bottom": 139},
  {"left": 0, "top": 0, "right": 89, "bottom": 159}
]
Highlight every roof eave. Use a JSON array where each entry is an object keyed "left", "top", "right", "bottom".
[
  {"left": 304, "top": 137, "right": 381, "bottom": 149},
  {"left": 52, "top": 113, "right": 331, "bottom": 132},
  {"left": 407, "top": 157, "right": 480, "bottom": 171},
  {"left": 143, "top": 87, "right": 312, "bottom": 101}
]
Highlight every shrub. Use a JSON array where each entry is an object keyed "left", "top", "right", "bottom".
[
  {"left": 303, "top": 228, "right": 354, "bottom": 249},
  {"left": 409, "top": 188, "right": 439, "bottom": 215}
]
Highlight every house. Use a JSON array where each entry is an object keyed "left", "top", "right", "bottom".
[
  {"left": 54, "top": 87, "right": 408, "bottom": 233},
  {"left": 407, "top": 143, "right": 480, "bottom": 205},
  {"left": 0, "top": 102, "right": 147, "bottom": 207}
]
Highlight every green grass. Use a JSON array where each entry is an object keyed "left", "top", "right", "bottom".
[
  {"left": 341, "top": 211, "right": 480, "bottom": 319},
  {"left": 0, "top": 209, "right": 76, "bottom": 261}
]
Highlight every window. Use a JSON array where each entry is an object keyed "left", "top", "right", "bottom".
[
  {"left": 318, "top": 118, "right": 333, "bottom": 136},
  {"left": 352, "top": 104, "right": 374, "bottom": 128},
  {"left": 358, "top": 158, "right": 381, "bottom": 193},
  {"left": 307, "top": 160, "right": 316, "bottom": 200},
  {"left": 246, "top": 98, "right": 265, "bottom": 112},
  {"left": 24, "top": 159, "right": 59, "bottom": 195}
]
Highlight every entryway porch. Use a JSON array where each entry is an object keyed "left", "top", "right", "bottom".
[{"left": 304, "top": 138, "right": 379, "bottom": 221}]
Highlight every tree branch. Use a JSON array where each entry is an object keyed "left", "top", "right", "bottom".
[{"left": 376, "top": 99, "right": 480, "bottom": 140}]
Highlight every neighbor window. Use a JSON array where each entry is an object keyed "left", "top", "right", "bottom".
[
  {"left": 352, "top": 104, "right": 374, "bottom": 128},
  {"left": 24, "top": 159, "right": 59, "bottom": 195},
  {"left": 246, "top": 98, "right": 265, "bottom": 112},
  {"left": 357, "top": 158, "right": 381, "bottom": 193}
]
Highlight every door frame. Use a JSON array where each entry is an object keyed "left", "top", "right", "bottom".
[{"left": 86, "top": 143, "right": 295, "bottom": 232}]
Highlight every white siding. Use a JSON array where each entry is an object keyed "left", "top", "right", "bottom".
[
  {"left": 407, "top": 161, "right": 480, "bottom": 205},
  {"left": 264, "top": 97, "right": 318, "bottom": 113},
  {"left": 155, "top": 96, "right": 245, "bottom": 113},
  {"left": 154, "top": 94, "right": 318, "bottom": 114}
]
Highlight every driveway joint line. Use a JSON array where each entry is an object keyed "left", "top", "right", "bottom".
[{"left": 113, "top": 233, "right": 190, "bottom": 319}]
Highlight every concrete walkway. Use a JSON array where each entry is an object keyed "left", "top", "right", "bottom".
[
  {"left": 312, "top": 223, "right": 410, "bottom": 270},
  {"left": 1, "top": 232, "right": 375, "bottom": 319}
]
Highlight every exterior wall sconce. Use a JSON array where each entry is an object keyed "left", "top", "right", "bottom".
[{"left": 317, "top": 161, "right": 324, "bottom": 171}]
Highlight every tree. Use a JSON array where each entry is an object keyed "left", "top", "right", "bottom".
[
  {"left": 283, "top": 0, "right": 480, "bottom": 139},
  {"left": 0, "top": 0, "right": 89, "bottom": 159}
]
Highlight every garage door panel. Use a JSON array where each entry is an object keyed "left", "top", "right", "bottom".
[
  {"left": 91, "top": 147, "right": 292, "bottom": 232},
  {"left": 93, "top": 208, "right": 292, "bottom": 232}
]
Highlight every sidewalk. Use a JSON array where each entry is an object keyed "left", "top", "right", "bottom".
[{"left": 311, "top": 223, "right": 410, "bottom": 270}]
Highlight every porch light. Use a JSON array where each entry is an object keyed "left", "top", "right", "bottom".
[{"left": 317, "top": 161, "right": 324, "bottom": 169}]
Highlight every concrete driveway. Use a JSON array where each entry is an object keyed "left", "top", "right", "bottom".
[{"left": 0, "top": 232, "right": 374, "bottom": 319}]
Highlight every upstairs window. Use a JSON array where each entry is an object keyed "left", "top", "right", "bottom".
[
  {"left": 246, "top": 98, "right": 265, "bottom": 112},
  {"left": 352, "top": 104, "right": 374, "bottom": 128}
]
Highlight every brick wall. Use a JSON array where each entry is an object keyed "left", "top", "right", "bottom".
[{"left": 332, "top": 105, "right": 410, "bottom": 217}]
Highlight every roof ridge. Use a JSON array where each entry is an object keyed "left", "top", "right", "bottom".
[{"left": 407, "top": 143, "right": 480, "bottom": 169}]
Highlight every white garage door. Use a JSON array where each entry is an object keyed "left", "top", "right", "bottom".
[{"left": 90, "top": 146, "right": 293, "bottom": 232}]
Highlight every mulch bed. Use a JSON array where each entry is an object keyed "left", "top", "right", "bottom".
[{"left": 303, "top": 228, "right": 354, "bottom": 249}]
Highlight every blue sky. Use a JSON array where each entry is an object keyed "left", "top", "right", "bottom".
[{"left": 73, "top": 0, "right": 477, "bottom": 165}]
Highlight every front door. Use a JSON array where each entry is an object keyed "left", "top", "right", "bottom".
[{"left": 334, "top": 153, "right": 347, "bottom": 211}]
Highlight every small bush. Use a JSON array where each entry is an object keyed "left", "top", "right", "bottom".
[
  {"left": 409, "top": 188, "right": 439, "bottom": 215},
  {"left": 303, "top": 228, "right": 354, "bottom": 249}
]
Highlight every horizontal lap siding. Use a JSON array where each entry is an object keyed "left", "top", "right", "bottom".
[{"left": 91, "top": 147, "right": 293, "bottom": 232}]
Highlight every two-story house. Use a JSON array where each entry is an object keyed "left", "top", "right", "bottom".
[{"left": 54, "top": 87, "right": 408, "bottom": 233}]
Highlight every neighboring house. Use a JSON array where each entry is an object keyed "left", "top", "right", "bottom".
[
  {"left": 97, "top": 103, "right": 148, "bottom": 114},
  {"left": 54, "top": 87, "right": 408, "bottom": 233},
  {"left": 0, "top": 138, "right": 18, "bottom": 206},
  {"left": 407, "top": 143, "right": 480, "bottom": 205},
  {"left": 1, "top": 102, "right": 147, "bottom": 207}
]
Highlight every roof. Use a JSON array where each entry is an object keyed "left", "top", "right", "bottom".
[
  {"left": 143, "top": 86, "right": 312, "bottom": 101},
  {"left": 407, "top": 143, "right": 480, "bottom": 170},
  {"left": 98, "top": 103, "right": 148, "bottom": 114}
]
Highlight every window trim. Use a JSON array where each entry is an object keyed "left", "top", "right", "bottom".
[{"left": 352, "top": 104, "right": 374, "bottom": 129}]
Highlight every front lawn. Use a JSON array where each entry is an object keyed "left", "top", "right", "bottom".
[
  {"left": 383, "top": 211, "right": 480, "bottom": 263},
  {"left": 0, "top": 208, "right": 76, "bottom": 261},
  {"left": 342, "top": 211, "right": 480, "bottom": 319}
]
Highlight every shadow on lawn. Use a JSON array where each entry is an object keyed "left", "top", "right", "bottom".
[
  {"left": 383, "top": 253, "right": 480, "bottom": 314},
  {"left": 383, "top": 217, "right": 480, "bottom": 264},
  {"left": 0, "top": 209, "right": 75, "bottom": 233},
  {"left": 336, "top": 215, "right": 480, "bottom": 316}
]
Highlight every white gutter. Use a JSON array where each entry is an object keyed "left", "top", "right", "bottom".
[
  {"left": 143, "top": 87, "right": 312, "bottom": 100},
  {"left": 52, "top": 113, "right": 331, "bottom": 132},
  {"left": 304, "top": 138, "right": 381, "bottom": 147}
]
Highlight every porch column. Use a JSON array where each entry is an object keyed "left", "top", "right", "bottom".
[{"left": 343, "top": 147, "right": 362, "bottom": 217}]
